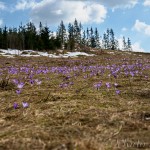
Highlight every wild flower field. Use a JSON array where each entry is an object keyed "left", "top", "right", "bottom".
[{"left": 0, "top": 51, "right": 150, "bottom": 150}]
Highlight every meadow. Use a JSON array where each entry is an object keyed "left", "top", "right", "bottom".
[{"left": 0, "top": 50, "right": 150, "bottom": 150}]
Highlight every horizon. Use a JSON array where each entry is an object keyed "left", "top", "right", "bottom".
[{"left": 0, "top": 0, "right": 150, "bottom": 52}]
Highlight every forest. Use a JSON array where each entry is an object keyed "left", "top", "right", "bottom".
[{"left": 0, "top": 19, "right": 132, "bottom": 51}]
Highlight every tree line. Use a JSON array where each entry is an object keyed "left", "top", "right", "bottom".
[{"left": 0, "top": 19, "right": 132, "bottom": 51}]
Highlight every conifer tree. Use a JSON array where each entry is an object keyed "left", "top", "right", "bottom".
[
  {"left": 109, "top": 28, "right": 114, "bottom": 50},
  {"left": 38, "top": 22, "right": 44, "bottom": 50},
  {"left": 102, "top": 32, "right": 107, "bottom": 49},
  {"left": 86, "top": 28, "right": 90, "bottom": 46},
  {"left": 41, "top": 26, "right": 50, "bottom": 50},
  {"left": 18, "top": 23, "right": 25, "bottom": 50},
  {"left": 2, "top": 26, "right": 8, "bottom": 49},
  {"left": 25, "top": 22, "right": 36, "bottom": 50},
  {"left": 67, "top": 23, "right": 75, "bottom": 50},
  {"left": 90, "top": 27, "right": 96, "bottom": 48},
  {"left": 127, "top": 37, "right": 132, "bottom": 51},
  {"left": 106, "top": 28, "right": 110, "bottom": 49},
  {"left": 57, "top": 21, "right": 67, "bottom": 49},
  {"left": 73, "top": 19, "right": 80, "bottom": 43},
  {"left": 0, "top": 28, "right": 2, "bottom": 48},
  {"left": 95, "top": 28, "right": 101, "bottom": 48},
  {"left": 122, "top": 36, "right": 127, "bottom": 50},
  {"left": 82, "top": 30, "right": 86, "bottom": 46}
]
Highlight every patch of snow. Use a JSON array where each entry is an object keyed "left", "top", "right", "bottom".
[
  {"left": 66, "top": 52, "right": 94, "bottom": 57},
  {"left": 1, "top": 55, "right": 14, "bottom": 58},
  {"left": 0, "top": 49, "right": 95, "bottom": 58},
  {"left": 0, "top": 49, "right": 21, "bottom": 55}
]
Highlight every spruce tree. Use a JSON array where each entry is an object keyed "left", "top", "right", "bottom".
[
  {"left": 95, "top": 28, "right": 101, "bottom": 48},
  {"left": 90, "top": 27, "right": 96, "bottom": 48},
  {"left": 41, "top": 26, "right": 50, "bottom": 50},
  {"left": 106, "top": 28, "right": 110, "bottom": 49},
  {"left": 109, "top": 28, "right": 115, "bottom": 50},
  {"left": 82, "top": 30, "right": 86, "bottom": 46},
  {"left": 2, "top": 26, "right": 8, "bottom": 49},
  {"left": 102, "top": 33, "right": 107, "bottom": 49},
  {"left": 18, "top": 23, "right": 25, "bottom": 50},
  {"left": 0, "top": 28, "right": 2, "bottom": 48},
  {"left": 127, "top": 37, "right": 132, "bottom": 51},
  {"left": 73, "top": 19, "right": 80, "bottom": 43},
  {"left": 122, "top": 36, "right": 127, "bottom": 50},
  {"left": 57, "top": 21, "right": 67, "bottom": 49},
  {"left": 68, "top": 23, "right": 75, "bottom": 50},
  {"left": 86, "top": 28, "right": 90, "bottom": 46}
]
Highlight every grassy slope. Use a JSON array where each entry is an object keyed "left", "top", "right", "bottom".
[{"left": 0, "top": 51, "right": 150, "bottom": 150}]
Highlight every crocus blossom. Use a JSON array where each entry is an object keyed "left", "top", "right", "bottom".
[
  {"left": 17, "top": 82, "right": 24, "bottom": 89},
  {"left": 14, "top": 102, "right": 18, "bottom": 109},
  {"left": 22, "top": 102, "right": 29, "bottom": 108}
]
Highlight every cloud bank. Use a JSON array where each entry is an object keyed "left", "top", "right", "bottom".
[
  {"left": 143, "top": 0, "right": 150, "bottom": 6},
  {"left": 132, "top": 42, "right": 145, "bottom": 52},
  {"left": 133, "top": 20, "right": 150, "bottom": 36},
  {"left": 15, "top": 0, "right": 36, "bottom": 10},
  {"left": 99, "top": 0, "right": 138, "bottom": 9},
  {"left": 13, "top": 0, "right": 139, "bottom": 25},
  {"left": 14, "top": 0, "right": 107, "bottom": 25}
]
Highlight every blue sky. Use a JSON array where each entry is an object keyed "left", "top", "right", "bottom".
[{"left": 0, "top": 0, "right": 150, "bottom": 52}]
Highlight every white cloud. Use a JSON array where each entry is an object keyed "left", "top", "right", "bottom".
[
  {"left": 15, "top": 0, "right": 37, "bottom": 10},
  {"left": 117, "top": 37, "right": 123, "bottom": 50},
  {"left": 99, "top": 0, "right": 138, "bottom": 9},
  {"left": 132, "top": 42, "right": 145, "bottom": 52},
  {"left": 29, "top": 0, "right": 107, "bottom": 25},
  {"left": 133, "top": 20, "right": 150, "bottom": 36},
  {"left": 0, "top": 2, "right": 6, "bottom": 10},
  {"left": 143, "top": 0, "right": 150, "bottom": 6},
  {"left": 14, "top": 0, "right": 138, "bottom": 26},
  {"left": 0, "top": 19, "right": 3, "bottom": 26}
]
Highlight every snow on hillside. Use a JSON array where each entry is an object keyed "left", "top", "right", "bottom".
[{"left": 0, "top": 49, "right": 95, "bottom": 58}]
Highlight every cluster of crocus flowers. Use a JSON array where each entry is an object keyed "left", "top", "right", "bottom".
[
  {"left": 106, "top": 82, "right": 111, "bottom": 89},
  {"left": 94, "top": 81, "right": 102, "bottom": 90},
  {"left": 4, "top": 56, "right": 149, "bottom": 111},
  {"left": 13, "top": 102, "right": 29, "bottom": 109},
  {"left": 15, "top": 82, "right": 25, "bottom": 94},
  {"left": 114, "top": 83, "right": 120, "bottom": 95},
  {"left": 94, "top": 81, "right": 121, "bottom": 95}
]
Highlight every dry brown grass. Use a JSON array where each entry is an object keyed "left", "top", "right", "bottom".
[{"left": 0, "top": 51, "right": 150, "bottom": 150}]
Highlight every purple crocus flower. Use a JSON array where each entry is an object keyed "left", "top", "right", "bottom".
[
  {"left": 59, "top": 83, "right": 68, "bottom": 88},
  {"left": 14, "top": 102, "right": 18, "bottom": 109},
  {"left": 116, "top": 90, "right": 121, "bottom": 95},
  {"left": 130, "top": 71, "right": 134, "bottom": 77},
  {"left": 35, "top": 79, "right": 42, "bottom": 85},
  {"left": 17, "top": 82, "right": 24, "bottom": 89},
  {"left": 114, "top": 83, "right": 118, "bottom": 87},
  {"left": 94, "top": 81, "right": 102, "bottom": 90},
  {"left": 29, "top": 79, "right": 34, "bottom": 85},
  {"left": 69, "top": 82, "right": 74, "bottom": 85},
  {"left": 22, "top": 102, "right": 29, "bottom": 108},
  {"left": 16, "top": 89, "right": 21, "bottom": 94},
  {"left": 84, "top": 75, "right": 88, "bottom": 79},
  {"left": 106, "top": 82, "right": 111, "bottom": 88},
  {"left": 12, "top": 79, "right": 19, "bottom": 85}
]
